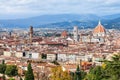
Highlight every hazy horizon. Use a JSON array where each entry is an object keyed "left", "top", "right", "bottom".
[{"left": 0, "top": 0, "right": 120, "bottom": 19}]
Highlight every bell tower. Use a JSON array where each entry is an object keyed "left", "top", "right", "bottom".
[
  {"left": 29, "top": 26, "right": 33, "bottom": 43},
  {"left": 73, "top": 26, "right": 79, "bottom": 42}
]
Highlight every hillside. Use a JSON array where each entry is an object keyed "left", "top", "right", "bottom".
[{"left": 0, "top": 14, "right": 120, "bottom": 29}]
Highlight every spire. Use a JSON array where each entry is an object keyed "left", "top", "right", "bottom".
[{"left": 98, "top": 20, "right": 101, "bottom": 25}]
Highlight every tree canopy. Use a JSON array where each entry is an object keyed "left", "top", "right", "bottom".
[
  {"left": 85, "top": 54, "right": 120, "bottom": 80},
  {"left": 5, "top": 65, "right": 18, "bottom": 77},
  {"left": 50, "top": 66, "right": 71, "bottom": 80}
]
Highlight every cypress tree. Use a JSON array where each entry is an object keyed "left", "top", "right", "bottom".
[
  {"left": 75, "top": 65, "right": 81, "bottom": 80},
  {"left": 20, "top": 77, "right": 23, "bottom": 80},
  {"left": 25, "top": 62, "right": 34, "bottom": 80},
  {"left": 0, "top": 60, "right": 6, "bottom": 74},
  {"left": 2, "top": 60, "right": 5, "bottom": 64}
]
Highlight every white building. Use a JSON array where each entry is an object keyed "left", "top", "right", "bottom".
[
  {"left": 47, "top": 53, "right": 56, "bottom": 61},
  {"left": 3, "top": 51, "right": 11, "bottom": 57},
  {"left": 57, "top": 53, "right": 67, "bottom": 61},
  {"left": 22, "top": 51, "right": 39, "bottom": 59}
]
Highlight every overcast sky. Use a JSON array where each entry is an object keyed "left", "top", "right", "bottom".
[{"left": 0, "top": 0, "right": 120, "bottom": 19}]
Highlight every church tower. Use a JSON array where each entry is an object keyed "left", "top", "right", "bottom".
[
  {"left": 73, "top": 26, "right": 79, "bottom": 42},
  {"left": 29, "top": 26, "right": 33, "bottom": 43}
]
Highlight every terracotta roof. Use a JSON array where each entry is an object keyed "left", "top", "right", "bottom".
[
  {"left": 61, "top": 31, "right": 67, "bottom": 37},
  {"left": 93, "top": 21, "right": 106, "bottom": 33}
]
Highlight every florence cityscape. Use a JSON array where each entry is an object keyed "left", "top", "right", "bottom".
[{"left": 0, "top": 0, "right": 120, "bottom": 80}]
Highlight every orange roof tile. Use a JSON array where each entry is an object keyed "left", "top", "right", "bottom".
[
  {"left": 61, "top": 31, "right": 67, "bottom": 37},
  {"left": 93, "top": 21, "right": 106, "bottom": 33}
]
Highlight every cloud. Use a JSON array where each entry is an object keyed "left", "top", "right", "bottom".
[{"left": 0, "top": 0, "right": 120, "bottom": 19}]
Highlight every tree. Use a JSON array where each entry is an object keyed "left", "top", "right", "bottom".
[
  {"left": 104, "top": 54, "right": 120, "bottom": 80},
  {"left": 25, "top": 62, "right": 34, "bottom": 80},
  {"left": 2, "top": 60, "right": 5, "bottom": 64},
  {"left": 20, "top": 77, "right": 23, "bottom": 80},
  {"left": 70, "top": 65, "right": 86, "bottom": 80},
  {"left": 85, "top": 54, "right": 120, "bottom": 80},
  {"left": 85, "top": 66, "right": 105, "bottom": 80},
  {"left": 51, "top": 60, "right": 60, "bottom": 65},
  {"left": 41, "top": 54, "right": 47, "bottom": 59},
  {"left": 81, "top": 70, "right": 87, "bottom": 80},
  {"left": 74, "top": 65, "right": 81, "bottom": 80},
  {"left": 0, "top": 64, "right": 6, "bottom": 74},
  {"left": 9, "top": 78, "right": 15, "bottom": 80},
  {"left": 5, "top": 65, "right": 18, "bottom": 77},
  {"left": 0, "top": 60, "right": 6, "bottom": 74},
  {"left": 51, "top": 66, "right": 71, "bottom": 80}
]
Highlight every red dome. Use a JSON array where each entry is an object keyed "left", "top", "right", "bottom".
[
  {"left": 93, "top": 21, "right": 106, "bottom": 33},
  {"left": 61, "top": 31, "right": 67, "bottom": 38}
]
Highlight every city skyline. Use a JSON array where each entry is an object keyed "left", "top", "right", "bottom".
[{"left": 0, "top": 0, "right": 120, "bottom": 19}]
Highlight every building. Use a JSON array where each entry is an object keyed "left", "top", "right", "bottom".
[
  {"left": 61, "top": 31, "right": 67, "bottom": 38},
  {"left": 93, "top": 21, "right": 106, "bottom": 37},
  {"left": 92, "top": 21, "right": 106, "bottom": 43},
  {"left": 73, "top": 26, "right": 79, "bottom": 42},
  {"left": 47, "top": 53, "right": 56, "bottom": 61},
  {"left": 29, "top": 26, "right": 34, "bottom": 43}
]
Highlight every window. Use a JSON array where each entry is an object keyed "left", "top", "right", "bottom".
[
  {"left": 41, "top": 54, "right": 47, "bottom": 59},
  {"left": 23, "top": 52, "right": 26, "bottom": 57},
  {"left": 29, "top": 54, "right": 32, "bottom": 58}
]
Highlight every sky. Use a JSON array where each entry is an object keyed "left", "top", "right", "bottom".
[{"left": 0, "top": 0, "right": 120, "bottom": 19}]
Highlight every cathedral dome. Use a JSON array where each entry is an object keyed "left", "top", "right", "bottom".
[
  {"left": 61, "top": 31, "right": 67, "bottom": 38},
  {"left": 93, "top": 21, "right": 106, "bottom": 34}
]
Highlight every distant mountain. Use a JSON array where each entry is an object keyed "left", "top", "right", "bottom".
[
  {"left": 102, "top": 13, "right": 120, "bottom": 20},
  {"left": 38, "top": 21, "right": 97, "bottom": 29},
  {"left": 106, "top": 17, "right": 120, "bottom": 29},
  {"left": 0, "top": 14, "right": 99, "bottom": 28},
  {"left": 0, "top": 13, "right": 120, "bottom": 29}
]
